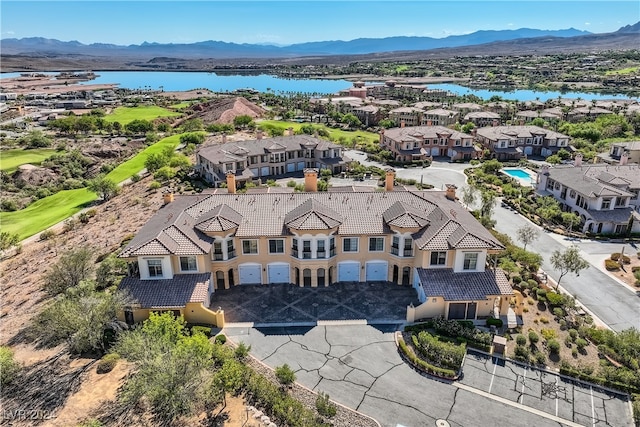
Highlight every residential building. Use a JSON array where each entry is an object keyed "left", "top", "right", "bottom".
[
  {"left": 451, "top": 102, "right": 483, "bottom": 117},
  {"left": 421, "top": 108, "right": 459, "bottom": 127},
  {"left": 118, "top": 170, "right": 511, "bottom": 326},
  {"left": 463, "top": 111, "right": 501, "bottom": 127},
  {"left": 567, "top": 106, "right": 613, "bottom": 122},
  {"left": 536, "top": 160, "right": 640, "bottom": 235},
  {"left": 475, "top": 125, "right": 571, "bottom": 160},
  {"left": 195, "top": 134, "right": 350, "bottom": 188},
  {"left": 381, "top": 125, "right": 478, "bottom": 162},
  {"left": 597, "top": 141, "right": 640, "bottom": 165},
  {"left": 389, "top": 107, "right": 423, "bottom": 127},
  {"left": 353, "top": 104, "right": 382, "bottom": 127}
]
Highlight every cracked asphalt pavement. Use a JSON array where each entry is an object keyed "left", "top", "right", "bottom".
[{"left": 224, "top": 324, "right": 586, "bottom": 427}]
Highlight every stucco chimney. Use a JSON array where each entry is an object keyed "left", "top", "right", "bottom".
[
  {"left": 163, "top": 191, "right": 174, "bottom": 204},
  {"left": 226, "top": 171, "right": 237, "bottom": 194},
  {"left": 492, "top": 119, "right": 499, "bottom": 127},
  {"left": 445, "top": 184, "right": 457, "bottom": 201},
  {"left": 400, "top": 120, "right": 406, "bottom": 128},
  {"left": 620, "top": 151, "right": 629, "bottom": 166},
  {"left": 221, "top": 133, "right": 227, "bottom": 144},
  {"left": 256, "top": 129, "right": 263, "bottom": 140},
  {"left": 426, "top": 120, "right": 432, "bottom": 126},
  {"left": 379, "top": 129, "right": 385, "bottom": 144},
  {"left": 385, "top": 168, "right": 396, "bottom": 191},
  {"left": 574, "top": 152, "right": 583, "bottom": 167},
  {"left": 304, "top": 168, "right": 318, "bottom": 192},
  {"left": 288, "top": 127, "right": 294, "bottom": 136}
]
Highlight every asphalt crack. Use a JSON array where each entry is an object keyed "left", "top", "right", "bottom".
[{"left": 260, "top": 336, "right": 292, "bottom": 362}]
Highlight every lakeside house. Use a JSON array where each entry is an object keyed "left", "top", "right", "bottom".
[{"left": 117, "top": 170, "right": 511, "bottom": 326}]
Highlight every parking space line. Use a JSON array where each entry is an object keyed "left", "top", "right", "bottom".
[
  {"left": 519, "top": 367, "right": 527, "bottom": 405},
  {"left": 590, "top": 386, "right": 595, "bottom": 426},
  {"left": 488, "top": 357, "right": 498, "bottom": 394},
  {"left": 555, "top": 376, "right": 559, "bottom": 417},
  {"left": 454, "top": 382, "right": 584, "bottom": 427}
]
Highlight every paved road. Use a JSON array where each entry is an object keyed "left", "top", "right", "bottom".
[
  {"left": 493, "top": 200, "right": 640, "bottom": 332},
  {"left": 224, "top": 324, "right": 629, "bottom": 427},
  {"left": 345, "top": 151, "right": 640, "bottom": 331}
]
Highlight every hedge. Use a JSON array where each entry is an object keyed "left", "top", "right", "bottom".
[
  {"left": 397, "top": 334, "right": 457, "bottom": 379},
  {"left": 559, "top": 364, "right": 640, "bottom": 394}
]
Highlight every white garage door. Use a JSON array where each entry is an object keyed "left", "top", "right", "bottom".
[
  {"left": 366, "top": 261, "right": 388, "bottom": 282},
  {"left": 267, "top": 263, "right": 290, "bottom": 284},
  {"left": 238, "top": 264, "right": 261, "bottom": 284},
  {"left": 286, "top": 163, "right": 296, "bottom": 173},
  {"left": 338, "top": 262, "right": 360, "bottom": 282}
]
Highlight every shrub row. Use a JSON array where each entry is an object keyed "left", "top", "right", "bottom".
[
  {"left": 412, "top": 332, "right": 465, "bottom": 371},
  {"left": 559, "top": 362, "right": 640, "bottom": 394},
  {"left": 605, "top": 259, "right": 621, "bottom": 271},
  {"left": 397, "top": 335, "right": 457, "bottom": 379}
]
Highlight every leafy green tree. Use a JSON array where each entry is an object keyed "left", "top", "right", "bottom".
[
  {"left": 96, "top": 254, "right": 129, "bottom": 290},
  {"left": 461, "top": 185, "right": 477, "bottom": 209},
  {"left": 275, "top": 364, "right": 296, "bottom": 386},
  {"left": 179, "top": 132, "right": 205, "bottom": 145},
  {"left": 0, "top": 346, "right": 21, "bottom": 386},
  {"left": 114, "top": 313, "right": 217, "bottom": 423},
  {"left": 154, "top": 166, "right": 176, "bottom": 182},
  {"left": 88, "top": 176, "right": 120, "bottom": 201},
  {"left": 480, "top": 190, "right": 497, "bottom": 221},
  {"left": 378, "top": 119, "right": 396, "bottom": 129},
  {"left": 23, "top": 130, "right": 52, "bottom": 147},
  {"left": 75, "top": 115, "right": 96, "bottom": 134},
  {"left": 144, "top": 152, "right": 171, "bottom": 173},
  {"left": 550, "top": 245, "right": 589, "bottom": 289},
  {"left": 341, "top": 113, "right": 362, "bottom": 128},
  {"left": 516, "top": 225, "right": 539, "bottom": 250},
  {"left": 180, "top": 118, "right": 204, "bottom": 132},
  {"left": 33, "top": 281, "right": 130, "bottom": 353},
  {"left": 125, "top": 119, "right": 154, "bottom": 134},
  {"left": 233, "top": 115, "right": 253, "bottom": 129},
  {"left": 561, "top": 212, "right": 581, "bottom": 232},
  {"left": 481, "top": 159, "right": 502, "bottom": 174},
  {"left": 43, "top": 247, "right": 94, "bottom": 295},
  {"left": 0, "top": 231, "right": 20, "bottom": 251}
]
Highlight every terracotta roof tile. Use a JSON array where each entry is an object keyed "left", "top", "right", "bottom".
[
  {"left": 417, "top": 268, "right": 512, "bottom": 301},
  {"left": 120, "top": 273, "right": 211, "bottom": 309}
]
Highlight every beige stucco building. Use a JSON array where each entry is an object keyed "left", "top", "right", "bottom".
[{"left": 118, "top": 170, "right": 512, "bottom": 326}]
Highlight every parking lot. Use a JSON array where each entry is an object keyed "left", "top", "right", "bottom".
[{"left": 460, "top": 350, "right": 633, "bottom": 427}]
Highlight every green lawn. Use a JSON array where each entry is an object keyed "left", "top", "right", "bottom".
[
  {"left": 170, "top": 102, "right": 191, "bottom": 110},
  {"left": 104, "top": 106, "right": 181, "bottom": 124},
  {"left": 0, "top": 148, "right": 58, "bottom": 172},
  {"left": 1, "top": 134, "right": 183, "bottom": 240},
  {"left": 604, "top": 67, "right": 639, "bottom": 76},
  {"left": 258, "top": 120, "right": 379, "bottom": 144},
  {"left": 104, "top": 134, "right": 182, "bottom": 183},
  {"left": 0, "top": 188, "right": 95, "bottom": 240}
]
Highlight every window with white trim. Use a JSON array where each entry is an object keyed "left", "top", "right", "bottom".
[
  {"left": 343, "top": 237, "right": 359, "bottom": 252},
  {"left": 463, "top": 253, "right": 479, "bottom": 270},
  {"left": 268, "top": 239, "right": 284, "bottom": 254},
  {"left": 369, "top": 237, "right": 384, "bottom": 252},
  {"left": 179, "top": 256, "right": 197, "bottom": 272},
  {"left": 430, "top": 251, "right": 447, "bottom": 266},
  {"left": 147, "top": 259, "right": 163, "bottom": 277},
  {"left": 242, "top": 239, "right": 258, "bottom": 254}
]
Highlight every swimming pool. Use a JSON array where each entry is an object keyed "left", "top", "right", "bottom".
[{"left": 501, "top": 168, "right": 536, "bottom": 186}]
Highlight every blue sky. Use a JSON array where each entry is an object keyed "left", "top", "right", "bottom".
[{"left": 1, "top": 1, "right": 638, "bottom": 45}]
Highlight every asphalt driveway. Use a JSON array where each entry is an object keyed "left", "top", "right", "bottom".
[{"left": 223, "top": 324, "right": 633, "bottom": 427}]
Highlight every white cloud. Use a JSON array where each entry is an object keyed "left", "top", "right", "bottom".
[
  {"left": 4, "top": 31, "right": 15, "bottom": 35},
  {"left": 507, "top": 23, "right": 514, "bottom": 27},
  {"left": 584, "top": 22, "right": 591, "bottom": 26}
]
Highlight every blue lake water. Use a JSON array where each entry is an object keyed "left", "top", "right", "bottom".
[{"left": 1, "top": 71, "right": 637, "bottom": 101}]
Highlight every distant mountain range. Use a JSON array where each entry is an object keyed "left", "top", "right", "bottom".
[{"left": 0, "top": 27, "right": 599, "bottom": 59}]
